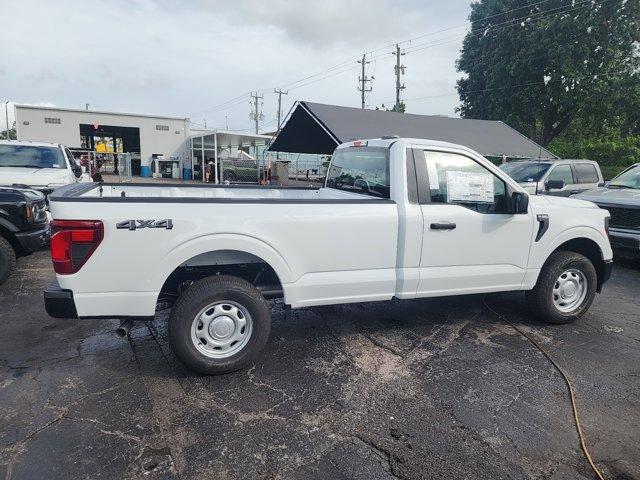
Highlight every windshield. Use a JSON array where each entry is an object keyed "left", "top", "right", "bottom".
[
  {"left": 0, "top": 145, "right": 66, "bottom": 169},
  {"left": 499, "top": 162, "right": 550, "bottom": 183},
  {"left": 608, "top": 164, "right": 640, "bottom": 189},
  {"left": 325, "top": 146, "right": 390, "bottom": 198}
]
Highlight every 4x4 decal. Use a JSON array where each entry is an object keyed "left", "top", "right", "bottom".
[{"left": 116, "top": 219, "right": 173, "bottom": 230}]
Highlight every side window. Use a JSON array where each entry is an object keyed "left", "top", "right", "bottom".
[
  {"left": 423, "top": 150, "right": 508, "bottom": 213},
  {"left": 546, "top": 165, "right": 573, "bottom": 185},
  {"left": 574, "top": 164, "right": 599, "bottom": 184}
]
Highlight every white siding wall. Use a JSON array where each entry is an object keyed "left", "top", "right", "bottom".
[{"left": 15, "top": 106, "right": 188, "bottom": 170}]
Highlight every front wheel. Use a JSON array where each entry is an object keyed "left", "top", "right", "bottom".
[
  {"left": 169, "top": 275, "right": 271, "bottom": 374},
  {"left": 526, "top": 251, "right": 598, "bottom": 324}
]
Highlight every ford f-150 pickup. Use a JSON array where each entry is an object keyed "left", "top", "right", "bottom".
[{"left": 44, "top": 138, "right": 613, "bottom": 374}]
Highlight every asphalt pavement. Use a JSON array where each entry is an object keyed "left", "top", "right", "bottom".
[{"left": 1, "top": 251, "right": 638, "bottom": 480}]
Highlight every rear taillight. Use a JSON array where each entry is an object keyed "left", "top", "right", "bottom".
[{"left": 50, "top": 220, "right": 104, "bottom": 274}]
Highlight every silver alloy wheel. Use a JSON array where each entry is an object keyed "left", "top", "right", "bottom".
[
  {"left": 190, "top": 301, "right": 253, "bottom": 358},
  {"left": 552, "top": 268, "right": 588, "bottom": 313}
]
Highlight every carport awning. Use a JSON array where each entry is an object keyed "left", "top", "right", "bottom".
[{"left": 268, "top": 101, "right": 556, "bottom": 159}]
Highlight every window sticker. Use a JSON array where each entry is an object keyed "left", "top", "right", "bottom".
[
  {"left": 446, "top": 171, "right": 494, "bottom": 203},
  {"left": 425, "top": 157, "right": 440, "bottom": 190}
]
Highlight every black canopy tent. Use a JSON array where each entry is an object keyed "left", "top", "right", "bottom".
[{"left": 268, "top": 101, "right": 556, "bottom": 159}]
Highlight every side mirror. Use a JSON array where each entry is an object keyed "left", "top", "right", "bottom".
[
  {"left": 511, "top": 191, "right": 529, "bottom": 214},
  {"left": 545, "top": 179, "right": 565, "bottom": 190}
]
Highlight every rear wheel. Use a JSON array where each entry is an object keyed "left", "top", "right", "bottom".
[
  {"left": 526, "top": 251, "right": 597, "bottom": 324},
  {"left": 0, "top": 236, "right": 17, "bottom": 285},
  {"left": 168, "top": 275, "right": 271, "bottom": 374}
]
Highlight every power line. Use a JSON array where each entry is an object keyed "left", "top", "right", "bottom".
[
  {"left": 190, "top": 0, "right": 612, "bottom": 121},
  {"left": 394, "top": 70, "right": 628, "bottom": 105},
  {"left": 364, "top": 0, "right": 557, "bottom": 58},
  {"left": 190, "top": 0, "right": 573, "bottom": 117},
  {"left": 401, "top": 0, "right": 606, "bottom": 56},
  {"left": 287, "top": 64, "right": 360, "bottom": 92},
  {"left": 364, "top": 0, "right": 604, "bottom": 65}
]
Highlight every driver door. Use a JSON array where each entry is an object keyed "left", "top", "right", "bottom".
[{"left": 414, "top": 148, "right": 534, "bottom": 296}]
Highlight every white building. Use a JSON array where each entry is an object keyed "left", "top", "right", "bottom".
[{"left": 15, "top": 105, "right": 189, "bottom": 177}]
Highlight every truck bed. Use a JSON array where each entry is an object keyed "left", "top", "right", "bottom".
[{"left": 49, "top": 182, "right": 399, "bottom": 317}]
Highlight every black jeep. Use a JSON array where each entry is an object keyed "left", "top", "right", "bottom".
[{"left": 0, "top": 186, "right": 49, "bottom": 284}]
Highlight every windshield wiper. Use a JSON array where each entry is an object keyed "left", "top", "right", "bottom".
[{"left": 608, "top": 184, "right": 636, "bottom": 189}]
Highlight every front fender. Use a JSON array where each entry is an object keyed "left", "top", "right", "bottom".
[{"left": 530, "top": 226, "right": 612, "bottom": 271}]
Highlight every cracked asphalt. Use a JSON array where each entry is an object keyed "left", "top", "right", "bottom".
[{"left": 1, "top": 251, "right": 639, "bottom": 480}]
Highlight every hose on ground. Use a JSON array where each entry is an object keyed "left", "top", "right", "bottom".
[{"left": 482, "top": 297, "right": 606, "bottom": 480}]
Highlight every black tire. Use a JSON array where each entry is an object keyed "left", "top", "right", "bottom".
[
  {"left": 0, "top": 236, "right": 17, "bottom": 285},
  {"left": 526, "top": 250, "right": 597, "bottom": 324},
  {"left": 168, "top": 275, "right": 271, "bottom": 374},
  {"left": 223, "top": 171, "right": 237, "bottom": 182}
]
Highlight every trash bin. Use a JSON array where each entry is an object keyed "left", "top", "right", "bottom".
[{"left": 183, "top": 168, "right": 192, "bottom": 180}]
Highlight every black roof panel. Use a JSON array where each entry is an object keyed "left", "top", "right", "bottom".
[{"left": 269, "top": 101, "right": 556, "bottom": 159}]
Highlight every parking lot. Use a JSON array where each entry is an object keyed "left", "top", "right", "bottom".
[{"left": 0, "top": 250, "right": 638, "bottom": 480}]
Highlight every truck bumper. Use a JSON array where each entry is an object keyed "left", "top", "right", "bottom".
[
  {"left": 15, "top": 225, "right": 50, "bottom": 255},
  {"left": 609, "top": 229, "right": 640, "bottom": 258},
  {"left": 44, "top": 281, "right": 78, "bottom": 319},
  {"left": 44, "top": 282, "right": 156, "bottom": 321}
]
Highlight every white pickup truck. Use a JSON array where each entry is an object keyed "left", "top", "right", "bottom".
[
  {"left": 44, "top": 137, "right": 613, "bottom": 374},
  {"left": 0, "top": 140, "right": 89, "bottom": 196}
]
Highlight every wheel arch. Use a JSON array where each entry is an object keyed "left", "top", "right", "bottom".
[
  {"left": 156, "top": 234, "right": 294, "bottom": 305},
  {"left": 545, "top": 236, "right": 609, "bottom": 292}
]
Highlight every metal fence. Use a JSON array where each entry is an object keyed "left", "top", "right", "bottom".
[
  {"left": 209, "top": 154, "right": 328, "bottom": 186},
  {"left": 69, "top": 149, "right": 137, "bottom": 182},
  {"left": 253, "top": 152, "right": 329, "bottom": 186}
]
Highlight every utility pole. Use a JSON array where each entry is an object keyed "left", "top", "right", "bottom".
[
  {"left": 249, "top": 92, "right": 264, "bottom": 134},
  {"left": 357, "top": 54, "right": 373, "bottom": 109},
  {"left": 274, "top": 88, "right": 288, "bottom": 129},
  {"left": 4, "top": 101, "right": 10, "bottom": 141},
  {"left": 393, "top": 44, "right": 406, "bottom": 112}
]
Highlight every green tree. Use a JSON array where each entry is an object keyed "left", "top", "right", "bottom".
[
  {"left": 456, "top": 0, "right": 640, "bottom": 147},
  {"left": 376, "top": 101, "right": 406, "bottom": 113}
]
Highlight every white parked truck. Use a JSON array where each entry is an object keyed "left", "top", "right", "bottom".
[
  {"left": 44, "top": 138, "right": 613, "bottom": 374},
  {"left": 0, "top": 140, "right": 89, "bottom": 196}
]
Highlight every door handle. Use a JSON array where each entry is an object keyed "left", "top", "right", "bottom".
[{"left": 430, "top": 222, "right": 456, "bottom": 230}]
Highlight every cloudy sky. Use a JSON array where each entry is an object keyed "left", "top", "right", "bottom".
[{"left": 1, "top": 0, "right": 472, "bottom": 132}]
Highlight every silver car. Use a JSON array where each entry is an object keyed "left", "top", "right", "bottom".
[
  {"left": 499, "top": 159, "right": 604, "bottom": 196},
  {"left": 573, "top": 163, "right": 640, "bottom": 258}
]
